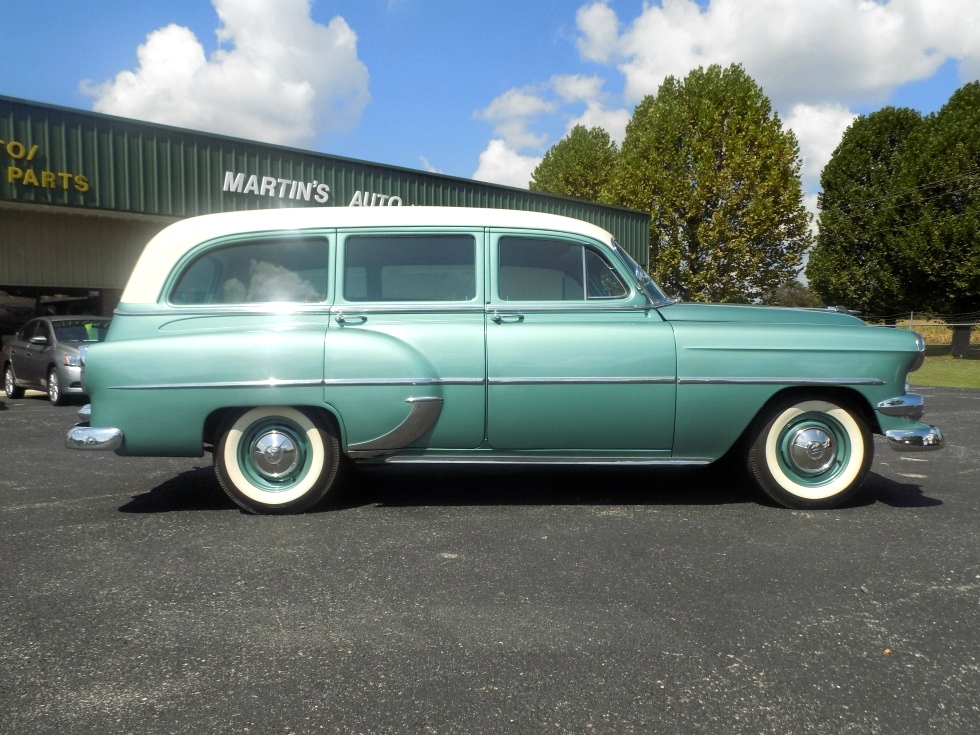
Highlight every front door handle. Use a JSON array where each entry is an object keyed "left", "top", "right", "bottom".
[
  {"left": 491, "top": 310, "right": 524, "bottom": 324},
  {"left": 335, "top": 312, "right": 368, "bottom": 325}
]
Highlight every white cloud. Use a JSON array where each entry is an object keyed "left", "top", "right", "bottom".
[
  {"left": 474, "top": 88, "right": 558, "bottom": 149},
  {"left": 576, "top": 1, "right": 620, "bottom": 63},
  {"left": 81, "top": 0, "right": 369, "bottom": 147},
  {"left": 472, "top": 140, "right": 541, "bottom": 188},
  {"left": 551, "top": 74, "right": 605, "bottom": 104},
  {"left": 569, "top": 0, "right": 980, "bottom": 216},
  {"left": 579, "top": 0, "right": 980, "bottom": 109},
  {"left": 419, "top": 156, "right": 442, "bottom": 174},
  {"left": 784, "top": 103, "right": 857, "bottom": 190},
  {"left": 566, "top": 102, "right": 630, "bottom": 145}
]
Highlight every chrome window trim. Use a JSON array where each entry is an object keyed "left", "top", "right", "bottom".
[
  {"left": 486, "top": 304, "right": 653, "bottom": 314},
  {"left": 677, "top": 377, "right": 886, "bottom": 386},
  {"left": 115, "top": 305, "right": 334, "bottom": 318}
]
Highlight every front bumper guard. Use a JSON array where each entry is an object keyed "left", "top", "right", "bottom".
[{"left": 885, "top": 426, "right": 944, "bottom": 452}]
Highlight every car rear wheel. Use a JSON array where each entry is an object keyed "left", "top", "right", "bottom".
[
  {"left": 47, "top": 368, "right": 66, "bottom": 406},
  {"left": 214, "top": 406, "right": 343, "bottom": 514},
  {"left": 5, "top": 364, "right": 24, "bottom": 399},
  {"left": 746, "top": 396, "right": 873, "bottom": 510}
]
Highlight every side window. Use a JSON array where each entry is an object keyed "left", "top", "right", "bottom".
[
  {"left": 171, "top": 237, "right": 329, "bottom": 305},
  {"left": 498, "top": 237, "right": 628, "bottom": 301},
  {"left": 343, "top": 235, "right": 476, "bottom": 302}
]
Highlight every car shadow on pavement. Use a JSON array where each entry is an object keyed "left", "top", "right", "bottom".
[
  {"left": 118, "top": 466, "right": 236, "bottom": 513},
  {"left": 117, "top": 464, "right": 941, "bottom": 514},
  {"left": 855, "top": 472, "right": 943, "bottom": 508}
]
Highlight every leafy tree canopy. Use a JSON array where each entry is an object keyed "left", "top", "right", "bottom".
[
  {"left": 806, "top": 107, "right": 923, "bottom": 316},
  {"left": 603, "top": 64, "right": 812, "bottom": 303},
  {"left": 892, "top": 82, "right": 980, "bottom": 314},
  {"left": 529, "top": 125, "right": 619, "bottom": 201}
]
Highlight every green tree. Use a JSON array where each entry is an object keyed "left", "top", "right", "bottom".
[
  {"left": 893, "top": 82, "right": 980, "bottom": 316},
  {"left": 770, "top": 280, "right": 824, "bottom": 308},
  {"left": 806, "top": 107, "right": 923, "bottom": 316},
  {"left": 603, "top": 64, "right": 811, "bottom": 303},
  {"left": 529, "top": 125, "right": 618, "bottom": 201}
]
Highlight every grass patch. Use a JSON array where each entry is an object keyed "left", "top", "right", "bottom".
[{"left": 910, "top": 355, "right": 980, "bottom": 389}]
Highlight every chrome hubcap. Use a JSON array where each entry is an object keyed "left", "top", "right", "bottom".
[
  {"left": 250, "top": 430, "right": 299, "bottom": 479},
  {"left": 788, "top": 427, "right": 836, "bottom": 473}
]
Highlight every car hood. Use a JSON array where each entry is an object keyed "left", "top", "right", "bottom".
[{"left": 656, "top": 302, "right": 865, "bottom": 327}]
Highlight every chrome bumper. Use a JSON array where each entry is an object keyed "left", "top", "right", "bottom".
[
  {"left": 885, "top": 426, "right": 944, "bottom": 451},
  {"left": 66, "top": 405, "right": 124, "bottom": 451},
  {"left": 66, "top": 425, "right": 124, "bottom": 451}
]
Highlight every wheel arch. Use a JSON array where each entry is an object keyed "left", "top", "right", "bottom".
[
  {"left": 714, "top": 385, "right": 880, "bottom": 466},
  {"left": 203, "top": 404, "right": 347, "bottom": 452}
]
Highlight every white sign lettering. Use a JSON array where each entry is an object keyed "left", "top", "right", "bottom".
[{"left": 223, "top": 171, "right": 330, "bottom": 204}]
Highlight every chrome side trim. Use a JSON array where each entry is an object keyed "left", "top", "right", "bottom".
[
  {"left": 66, "top": 425, "right": 124, "bottom": 451},
  {"left": 109, "top": 378, "right": 325, "bottom": 390},
  {"left": 383, "top": 456, "right": 712, "bottom": 466},
  {"left": 885, "top": 425, "right": 944, "bottom": 451},
  {"left": 489, "top": 376, "right": 675, "bottom": 385},
  {"left": 877, "top": 393, "right": 925, "bottom": 419},
  {"left": 323, "top": 377, "right": 484, "bottom": 387},
  {"left": 347, "top": 397, "right": 444, "bottom": 458},
  {"left": 677, "top": 377, "right": 887, "bottom": 386}
]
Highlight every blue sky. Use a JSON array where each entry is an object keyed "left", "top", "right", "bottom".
[{"left": 2, "top": 0, "right": 979, "bottom": 203}]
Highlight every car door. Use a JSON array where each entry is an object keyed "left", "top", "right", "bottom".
[
  {"left": 486, "top": 231, "right": 676, "bottom": 451},
  {"left": 325, "top": 228, "right": 487, "bottom": 453},
  {"left": 21, "top": 320, "right": 52, "bottom": 387}
]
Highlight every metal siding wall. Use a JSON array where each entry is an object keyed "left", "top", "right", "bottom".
[
  {"left": 1, "top": 96, "right": 650, "bottom": 265},
  {"left": 0, "top": 209, "right": 171, "bottom": 288}
]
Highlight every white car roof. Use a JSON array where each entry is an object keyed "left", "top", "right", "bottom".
[{"left": 120, "top": 207, "right": 618, "bottom": 304}]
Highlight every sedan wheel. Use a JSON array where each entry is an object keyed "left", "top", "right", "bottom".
[
  {"left": 47, "top": 368, "right": 66, "bottom": 406},
  {"left": 747, "top": 396, "right": 873, "bottom": 509},
  {"left": 4, "top": 364, "right": 24, "bottom": 399},
  {"left": 214, "top": 406, "right": 343, "bottom": 514}
]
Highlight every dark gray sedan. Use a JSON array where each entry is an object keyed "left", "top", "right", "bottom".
[{"left": 3, "top": 316, "right": 111, "bottom": 405}]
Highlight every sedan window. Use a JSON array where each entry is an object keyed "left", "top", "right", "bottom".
[
  {"left": 498, "top": 237, "right": 627, "bottom": 301},
  {"left": 343, "top": 235, "right": 476, "bottom": 302}
]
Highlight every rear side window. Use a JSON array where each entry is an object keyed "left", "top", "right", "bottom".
[
  {"left": 171, "top": 237, "right": 329, "bottom": 304},
  {"left": 343, "top": 235, "right": 476, "bottom": 302},
  {"left": 498, "top": 237, "right": 628, "bottom": 301}
]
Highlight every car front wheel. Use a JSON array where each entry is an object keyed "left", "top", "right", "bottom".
[
  {"left": 4, "top": 364, "right": 24, "bottom": 399},
  {"left": 47, "top": 368, "right": 66, "bottom": 406},
  {"left": 214, "top": 406, "right": 343, "bottom": 514},
  {"left": 746, "top": 396, "right": 873, "bottom": 510}
]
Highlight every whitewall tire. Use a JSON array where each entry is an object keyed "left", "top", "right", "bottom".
[
  {"left": 747, "top": 396, "right": 873, "bottom": 509},
  {"left": 214, "top": 406, "right": 342, "bottom": 514}
]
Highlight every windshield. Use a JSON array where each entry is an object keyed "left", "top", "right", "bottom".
[
  {"left": 611, "top": 240, "right": 672, "bottom": 306},
  {"left": 53, "top": 320, "right": 111, "bottom": 343}
]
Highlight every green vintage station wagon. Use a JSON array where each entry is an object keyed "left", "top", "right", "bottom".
[{"left": 67, "top": 207, "right": 942, "bottom": 513}]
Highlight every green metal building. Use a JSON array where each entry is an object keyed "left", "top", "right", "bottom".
[{"left": 0, "top": 95, "right": 649, "bottom": 327}]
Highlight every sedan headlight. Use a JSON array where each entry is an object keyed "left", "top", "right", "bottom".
[{"left": 62, "top": 353, "right": 83, "bottom": 367}]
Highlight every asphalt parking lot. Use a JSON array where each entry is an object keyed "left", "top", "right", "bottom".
[{"left": 1, "top": 387, "right": 978, "bottom": 734}]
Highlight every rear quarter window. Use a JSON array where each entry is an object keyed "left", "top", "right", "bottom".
[{"left": 170, "top": 237, "right": 329, "bottom": 304}]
